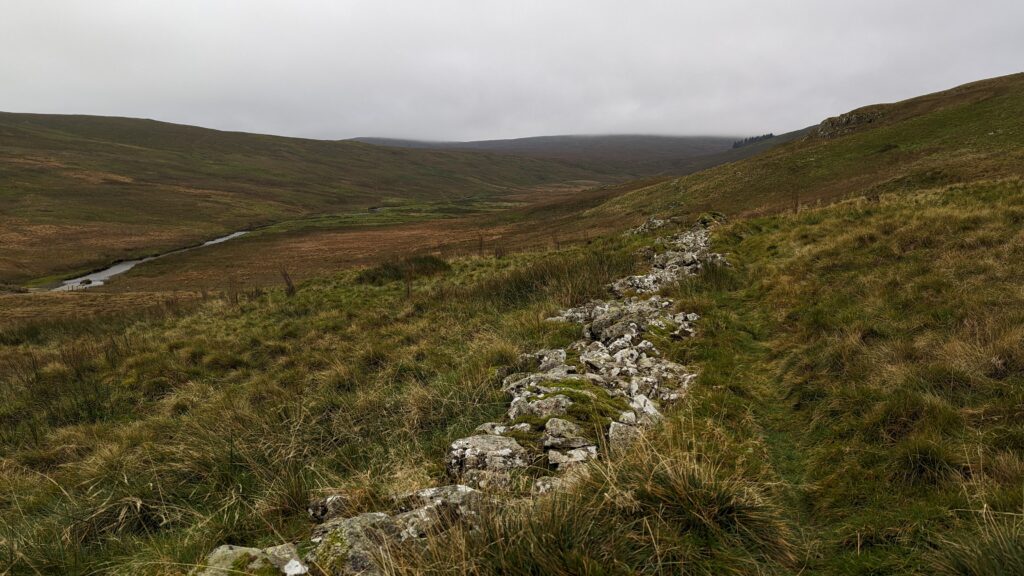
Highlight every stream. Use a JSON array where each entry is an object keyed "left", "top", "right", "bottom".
[{"left": 52, "top": 231, "right": 249, "bottom": 291}]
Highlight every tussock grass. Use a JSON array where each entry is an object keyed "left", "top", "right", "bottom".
[
  {"left": 0, "top": 240, "right": 642, "bottom": 574},
  {"left": 928, "top": 512, "right": 1024, "bottom": 576},
  {"left": 666, "top": 179, "right": 1024, "bottom": 573},
  {"left": 459, "top": 246, "right": 637, "bottom": 309},
  {"left": 385, "top": 421, "right": 798, "bottom": 576}
]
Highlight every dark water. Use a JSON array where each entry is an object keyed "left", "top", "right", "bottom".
[{"left": 52, "top": 231, "right": 249, "bottom": 291}]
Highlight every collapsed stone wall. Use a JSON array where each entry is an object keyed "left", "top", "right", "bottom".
[{"left": 195, "top": 219, "right": 726, "bottom": 576}]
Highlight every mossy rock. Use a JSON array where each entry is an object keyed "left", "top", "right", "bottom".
[
  {"left": 307, "top": 512, "right": 399, "bottom": 575},
  {"left": 531, "top": 378, "right": 630, "bottom": 439},
  {"left": 194, "top": 543, "right": 303, "bottom": 575}
]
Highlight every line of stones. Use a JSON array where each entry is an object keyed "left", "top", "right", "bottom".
[{"left": 195, "top": 221, "right": 723, "bottom": 576}]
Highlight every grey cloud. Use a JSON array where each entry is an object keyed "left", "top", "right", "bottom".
[{"left": 1, "top": 0, "right": 1021, "bottom": 140}]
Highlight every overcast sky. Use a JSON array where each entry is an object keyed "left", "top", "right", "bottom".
[{"left": 1, "top": 1, "right": 1022, "bottom": 141}]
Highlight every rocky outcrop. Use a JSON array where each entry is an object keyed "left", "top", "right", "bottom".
[
  {"left": 813, "top": 107, "right": 885, "bottom": 139},
  {"left": 445, "top": 219, "right": 721, "bottom": 495},
  {"left": 542, "top": 418, "right": 589, "bottom": 449},
  {"left": 308, "top": 492, "right": 351, "bottom": 525},
  {"left": 197, "top": 219, "right": 725, "bottom": 575},
  {"left": 608, "top": 420, "right": 642, "bottom": 451},
  {"left": 392, "top": 484, "right": 486, "bottom": 540}
]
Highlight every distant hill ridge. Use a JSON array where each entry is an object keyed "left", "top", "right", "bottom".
[
  {"left": 352, "top": 133, "right": 801, "bottom": 175},
  {"left": 353, "top": 134, "right": 736, "bottom": 159}
]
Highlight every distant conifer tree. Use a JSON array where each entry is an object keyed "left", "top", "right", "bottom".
[{"left": 732, "top": 133, "right": 775, "bottom": 149}]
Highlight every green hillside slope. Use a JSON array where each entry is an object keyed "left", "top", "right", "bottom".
[{"left": 597, "top": 73, "right": 1024, "bottom": 219}]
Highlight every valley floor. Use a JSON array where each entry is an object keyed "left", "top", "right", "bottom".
[{"left": 1, "top": 179, "right": 650, "bottom": 332}]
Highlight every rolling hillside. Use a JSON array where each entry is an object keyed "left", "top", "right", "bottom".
[
  {"left": 355, "top": 134, "right": 735, "bottom": 164},
  {"left": 0, "top": 113, "right": 602, "bottom": 284},
  {"left": 598, "top": 73, "right": 1024, "bottom": 219},
  {"left": 0, "top": 115, "right": 792, "bottom": 287}
]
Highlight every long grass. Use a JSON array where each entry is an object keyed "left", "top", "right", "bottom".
[
  {"left": 0, "top": 239, "right": 642, "bottom": 574},
  {"left": 385, "top": 422, "right": 798, "bottom": 576},
  {"left": 668, "top": 179, "right": 1024, "bottom": 573}
]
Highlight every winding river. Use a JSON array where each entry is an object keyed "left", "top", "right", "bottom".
[{"left": 52, "top": 231, "right": 249, "bottom": 291}]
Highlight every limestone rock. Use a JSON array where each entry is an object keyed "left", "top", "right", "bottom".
[
  {"left": 532, "top": 476, "right": 563, "bottom": 494},
  {"left": 446, "top": 435, "right": 529, "bottom": 487},
  {"left": 628, "top": 217, "right": 672, "bottom": 235},
  {"left": 194, "top": 543, "right": 307, "bottom": 576},
  {"left": 547, "top": 445, "right": 598, "bottom": 471},
  {"left": 502, "top": 372, "right": 572, "bottom": 396},
  {"left": 393, "top": 484, "right": 483, "bottom": 513},
  {"left": 630, "top": 394, "right": 662, "bottom": 425},
  {"left": 610, "top": 270, "right": 679, "bottom": 295},
  {"left": 543, "top": 417, "right": 581, "bottom": 437},
  {"left": 608, "top": 421, "right": 642, "bottom": 451},
  {"left": 579, "top": 342, "right": 614, "bottom": 371},
  {"left": 474, "top": 422, "right": 508, "bottom": 435},
  {"left": 507, "top": 394, "right": 572, "bottom": 420},
  {"left": 307, "top": 513, "right": 397, "bottom": 576},
  {"left": 309, "top": 492, "right": 351, "bottom": 524},
  {"left": 608, "top": 226, "right": 725, "bottom": 295},
  {"left": 542, "top": 418, "right": 590, "bottom": 449},
  {"left": 391, "top": 484, "right": 485, "bottom": 540},
  {"left": 814, "top": 109, "right": 884, "bottom": 139},
  {"left": 523, "top": 348, "right": 568, "bottom": 372}
]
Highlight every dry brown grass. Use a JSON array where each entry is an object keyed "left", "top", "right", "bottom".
[
  {"left": 83, "top": 182, "right": 645, "bottom": 293},
  {"left": 0, "top": 291, "right": 204, "bottom": 332}
]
